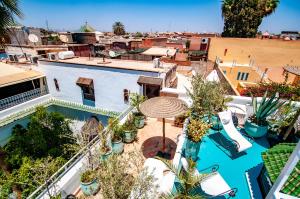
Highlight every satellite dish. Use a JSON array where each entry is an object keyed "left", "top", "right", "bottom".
[
  {"left": 59, "top": 35, "right": 69, "bottom": 43},
  {"left": 28, "top": 34, "right": 39, "bottom": 43},
  {"left": 109, "top": 51, "right": 116, "bottom": 57}
]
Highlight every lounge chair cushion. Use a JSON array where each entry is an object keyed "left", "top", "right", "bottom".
[
  {"left": 200, "top": 172, "right": 231, "bottom": 196},
  {"left": 218, "top": 110, "right": 252, "bottom": 152},
  {"left": 221, "top": 118, "right": 230, "bottom": 125}
]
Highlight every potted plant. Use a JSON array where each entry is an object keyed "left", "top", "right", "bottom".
[
  {"left": 186, "top": 119, "right": 211, "bottom": 161},
  {"left": 268, "top": 102, "right": 299, "bottom": 144},
  {"left": 245, "top": 91, "right": 285, "bottom": 138},
  {"left": 80, "top": 169, "right": 100, "bottom": 196},
  {"left": 130, "top": 93, "right": 147, "bottom": 128},
  {"left": 108, "top": 117, "right": 124, "bottom": 154},
  {"left": 186, "top": 74, "right": 232, "bottom": 130},
  {"left": 122, "top": 114, "right": 137, "bottom": 143},
  {"left": 98, "top": 124, "right": 112, "bottom": 161}
]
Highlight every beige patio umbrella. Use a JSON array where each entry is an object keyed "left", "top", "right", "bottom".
[{"left": 140, "top": 96, "right": 188, "bottom": 157}]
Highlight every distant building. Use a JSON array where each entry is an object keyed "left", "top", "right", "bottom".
[
  {"left": 142, "top": 37, "right": 168, "bottom": 48},
  {"left": 188, "top": 37, "right": 210, "bottom": 61},
  {"left": 280, "top": 31, "right": 300, "bottom": 40},
  {"left": 215, "top": 59, "right": 267, "bottom": 94},
  {"left": 72, "top": 32, "right": 97, "bottom": 44},
  {"left": 7, "top": 26, "right": 43, "bottom": 46},
  {"left": 262, "top": 31, "right": 271, "bottom": 39},
  {"left": 111, "top": 38, "right": 142, "bottom": 51},
  {"left": 141, "top": 47, "right": 177, "bottom": 60},
  {"left": 5, "top": 44, "right": 68, "bottom": 62}
]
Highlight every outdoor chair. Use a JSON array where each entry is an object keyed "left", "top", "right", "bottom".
[
  {"left": 218, "top": 110, "right": 252, "bottom": 153},
  {"left": 180, "top": 157, "right": 237, "bottom": 198}
]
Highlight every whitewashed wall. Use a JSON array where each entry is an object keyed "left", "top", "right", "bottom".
[{"left": 37, "top": 61, "right": 159, "bottom": 112}]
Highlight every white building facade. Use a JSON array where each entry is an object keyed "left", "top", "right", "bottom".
[{"left": 37, "top": 58, "right": 177, "bottom": 112}]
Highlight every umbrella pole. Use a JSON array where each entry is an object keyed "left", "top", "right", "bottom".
[{"left": 162, "top": 118, "right": 165, "bottom": 152}]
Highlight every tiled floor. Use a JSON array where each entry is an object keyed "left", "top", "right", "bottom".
[{"left": 124, "top": 117, "right": 182, "bottom": 159}]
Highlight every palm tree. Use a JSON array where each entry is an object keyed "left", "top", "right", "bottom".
[
  {"left": 112, "top": 21, "right": 125, "bottom": 35},
  {"left": 260, "top": 0, "right": 280, "bottom": 16},
  {"left": 158, "top": 157, "right": 207, "bottom": 199},
  {"left": 0, "top": 0, "right": 23, "bottom": 37},
  {"left": 221, "top": 0, "right": 279, "bottom": 38},
  {"left": 221, "top": 0, "right": 234, "bottom": 18}
]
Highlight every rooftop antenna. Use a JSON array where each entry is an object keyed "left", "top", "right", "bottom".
[{"left": 46, "top": 19, "right": 49, "bottom": 30}]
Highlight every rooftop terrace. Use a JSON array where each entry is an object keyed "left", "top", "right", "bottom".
[{"left": 41, "top": 57, "right": 176, "bottom": 73}]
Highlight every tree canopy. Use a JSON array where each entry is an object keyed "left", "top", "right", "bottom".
[
  {"left": 0, "top": 0, "right": 23, "bottom": 37},
  {"left": 0, "top": 107, "right": 78, "bottom": 197},
  {"left": 113, "top": 21, "right": 125, "bottom": 35},
  {"left": 221, "top": 0, "right": 279, "bottom": 38}
]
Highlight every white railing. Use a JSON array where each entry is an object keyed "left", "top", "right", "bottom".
[
  {"left": 27, "top": 105, "right": 134, "bottom": 199},
  {"left": 0, "top": 87, "right": 48, "bottom": 111}
]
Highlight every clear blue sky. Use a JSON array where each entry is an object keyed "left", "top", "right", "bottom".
[{"left": 19, "top": 0, "right": 300, "bottom": 34}]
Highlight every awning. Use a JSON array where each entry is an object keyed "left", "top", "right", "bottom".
[
  {"left": 137, "top": 76, "right": 163, "bottom": 86},
  {"left": 76, "top": 77, "right": 93, "bottom": 87}
]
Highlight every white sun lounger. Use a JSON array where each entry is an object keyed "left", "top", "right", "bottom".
[
  {"left": 218, "top": 110, "right": 252, "bottom": 152},
  {"left": 180, "top": 157, "right": 236, "bottom": 197}
]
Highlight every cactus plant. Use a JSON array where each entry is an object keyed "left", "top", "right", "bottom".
[{"left": 250, "top": 91, "right": 285, "bottom": 126}]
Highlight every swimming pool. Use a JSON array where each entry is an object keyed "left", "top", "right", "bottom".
[
  {"left": 0, "top": 105, "right": 110, "bottom": 146},
  {"left": 195, "top": 128, "right": 269, "bottom": 199}
]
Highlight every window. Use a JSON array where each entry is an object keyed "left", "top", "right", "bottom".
[
  {"left": 123, "top": 89, "right": 129, "bottom": 103},
  {"left": 241, "top": 73, "right": 245, "bottom": 81},
  {"left": 81, "top": 85, "right": 95, "bottom": 101},
  {"left": 54, "top": 78, "right": 60, "bottom": 91},
  {"left": 237, "top": 72, "right": 241, "bottom": 80},
  {"left": 76, "top": 77, "right": 95, "bottom": 101},
  {"left": 237, "top": 72, "right": 249, "bottom": 81},
  {"left": 244, "top": 73, "right": 249, "bottom": 81}
]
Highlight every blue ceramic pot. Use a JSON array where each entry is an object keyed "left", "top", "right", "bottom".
[
  {"left": 202, "top": 115, "right": 223, "bottom": 130},
  {"left": 80, "top": 178, "right": 100, "bottom": 196},
  {"left": 112, "top": 139, "right": 124, "bottom": 154},
  {"left": 134, "top": 116, "right": 145, "bottom": 129},
  {"left": 100, "top": 147, "right": 112, "bottom": 161},
  {"left": 123, "top": 130, "right": 136, "bottom": 143},
  {"left": 185, "top": 139, "right": 201, "bottom": 161},
  {"left": 244, "top": 120, "right": 268, "bottom": 138}
]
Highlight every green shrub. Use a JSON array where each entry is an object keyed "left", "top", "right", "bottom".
[
  {"left": 4, "top": 106, "right": 77, "bottom": 169},
  {"left": 80, "top": 170, "right": 96, "bottom": 183}
]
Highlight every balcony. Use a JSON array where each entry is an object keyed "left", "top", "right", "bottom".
[{"left": 0, "top": 87, "right": 48, "bottom": 111}]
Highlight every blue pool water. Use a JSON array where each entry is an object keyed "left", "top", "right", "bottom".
[
  {"left": 0, "top": 105, "right": 110, "bottom": 146},
  {"left": 195, "top": 128, "right": 269, "bottom": 199}
]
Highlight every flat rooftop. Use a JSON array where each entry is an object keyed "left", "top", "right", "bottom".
[
  {"left": 41, "top": 57, "right": 177, "bottom": 73},
  {"left": 0, "top": 62, "right": 44, "bottom": 88},
  {"left": 142, "top": 47, "right": 177, "bottom": 57}
]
